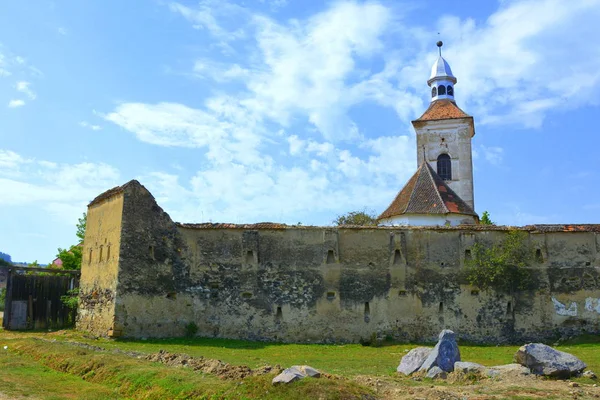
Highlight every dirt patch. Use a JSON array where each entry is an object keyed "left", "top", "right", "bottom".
[
  {"left": 145, "top": 349, "right": 282, "bottom": 380},
  {"left": 354, "top": 372, "right": 600, "bottom": 400},
  {"left": 36, "top": 338, "right": 283, "bottom": 381}
]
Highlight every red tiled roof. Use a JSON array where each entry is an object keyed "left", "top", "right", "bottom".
[
  {"left": 177, "top": 222, "right": 290, "bottom": 230},
  {"left": 176, "top": 222, "right": 600, "bottom": 232},
  {"left": 378, "top": 161, "right": 477, "bottom": 220},
  {"left": 415, "top": 99, "right": 470, "bottom": 121}
]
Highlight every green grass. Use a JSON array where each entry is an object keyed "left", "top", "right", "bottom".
[
  {"left": 0, "top": 334, "right": 375, "bottom": 400},
  {"left": 0, "top": 348, "right": 119, "bottom": 399},
  {"left": 70, "top": 335, "right": 526, "bottom": 376},
  {"left": 3, "top": 330, "right": 600, "bottom": 399}
]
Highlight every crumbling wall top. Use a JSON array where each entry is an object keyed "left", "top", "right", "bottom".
[{"left": 175, "top": 222, "right": 600, "bottom": 232}]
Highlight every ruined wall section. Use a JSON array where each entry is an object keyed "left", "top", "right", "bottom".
[
  {"left": 77, "top": 192, "right": 124, "bottom": 336},
  {"left": 111, "top": 182, "right": 190, "bottom": 337},
  {"left": 107, "top": 212, "right": 600, "bottom": 342},
  {"left": 83, "top": 183, "right": 600, "bottom": 342}
]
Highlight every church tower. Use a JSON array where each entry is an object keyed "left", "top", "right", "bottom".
[
  {"left": 378, "top": 42, "right": 478, "bottom": 227},
  {"left": 412, "top": 41, "right": 475, "bottom": 210}
]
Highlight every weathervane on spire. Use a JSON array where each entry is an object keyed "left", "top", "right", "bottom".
[{"left": 437, "top": 40, "right": 443, "bottom": 56}]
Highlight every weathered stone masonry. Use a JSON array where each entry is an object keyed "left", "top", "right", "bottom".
[{"left": 77, "top": 180, "right": 600, "bottom": 343}]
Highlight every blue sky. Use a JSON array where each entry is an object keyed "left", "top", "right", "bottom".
[{"left": 1, "top": 0, "right": 599, "bottom": 262}]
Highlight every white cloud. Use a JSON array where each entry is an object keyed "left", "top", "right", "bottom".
[
  {"left": 481, "top": 145, "right": 504, "bottom": 165},
  {"left": 246, "top": 1, "right": 394, "bottom": 140},
  {"left": 0, "top": 150, "right": 30, "bottom": 173},
  {"left": 8, "top": 99, "right": 24, "bottom": 108},
  {"left": 192, "top": 59, "right": 250, "bottom": 82},
  {"left": 104, "top": 0, "right": 600, "bottom": 225},
  {"left": 79, "top": 121, "right": 102, "bottom": 131},
  {"left": 15, "top": 81, "right": 36, "bottom": 100},
  {"left": 0, "top": 149, "right": 120, "bottom": 221},
  {"left": 58, "top": 27, "right": 67, "bottom": 35},
  {"left": 0, "top": 53, "right": 10, "bottom": 77},
  {"left": 0, "top": 46, "right": 40, "bottom": 79},
  {"left": 428, "top": 0, "right": 600, "bottom": 127},
  {"left": 169, "top": 1, "right": 247, "bottom": 54},
  {"left": 287, "top": 134, "right": 304, "bottom": 156}
]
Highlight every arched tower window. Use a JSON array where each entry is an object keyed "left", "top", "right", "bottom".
[
  {"left": 431, "top": 87, "right": 437, "bottom": 98},
  {"left": 438, "top": 85, "right": 446, "bottom": 95},
  {"left": 437, "top": 154, "right": 451, "bottom": 180},
  {"left": 447, "top": 85, "right": 453, "bottom": 96}
]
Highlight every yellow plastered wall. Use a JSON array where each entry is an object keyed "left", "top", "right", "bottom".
[{"left": 76, "top": 193, "right": 124, "bottom": 336}]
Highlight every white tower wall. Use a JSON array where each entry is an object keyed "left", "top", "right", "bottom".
[{"left": 414, "top": 118, "right": 475, "bottom": 211}]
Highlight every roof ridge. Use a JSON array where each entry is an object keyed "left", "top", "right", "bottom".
[
  {"left": 421, "top": 162, "right": 450, "bottom": 213},
  {"left": 404, "top": 163, "right": 429, "bottom": 212}
]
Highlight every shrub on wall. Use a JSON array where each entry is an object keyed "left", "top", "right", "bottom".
[
  {"left": 185, "top": 322, "right": 199, "bottom": 337},
  {"left": 464, "top": 230, "right": 534, "bottom": 293}
]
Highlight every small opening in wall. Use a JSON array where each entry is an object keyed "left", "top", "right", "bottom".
[
  {"left": 364, "top": 302, "right": 370, "bottom": 317},
  {"left": 276, "top": 306, "right": 282, "bottom": 320},
  {"left": 149, "top": 246, "right": 155, "bottom": 260},
  {"left": 106, "top": 245, "right": 111, "bottom": 261},
  {"left": 535, "top": 249, "right": 543, "bottom": 263},
  {"left": 210, "top": 282, "right": 219, "bottom": 289},
  {"left": 464, "top": 249, "right": 472, "bottom": 261},
  {"left": 245, "top": 250, "right": 254, "bottom": 264},
  {"left": 586, "top": 261, "right": 591, "bottom": 266},
  {"left": 440, "top": 262, "right": 445, "bottom": 267},
  {"left": 506, "top": 301, "right": 512, "bottom": 315},
  {"left": 326, "top": 291, "right": 336, "bottom": 300},
  {"left": 89, "top": 249, "right": 92, "bottom": 264},
  {"left": 99, "top": 245, "right": 103, "bottom": 262},
  {"left": 438, "top": 302, "right": 444, "bottom": 313},
  {"left": 471, "top": 290, "right": 479, "bottom": 296},
  {"left": 398, "top": 290, "right": 407, "bottom": 297},
  {"left": 166, "top": 292, "right": 176, "bottom": 300},
  {"left": 241, "top": 292, "right": 253, "bottom": 299},
  {"left": 393, "top": 249, "right": 402, "bottom": 265},
  {"left": 326, "top": 250, "right": 335, "bottom": 264}
]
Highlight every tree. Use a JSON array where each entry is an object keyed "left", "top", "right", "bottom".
[
  {"left": 55, "top": 245, "right": 82, "bottom": 270},
  {"left": 76, "top": 212, "right": 87, "bottom": 242},
  {"left": 480, "top": 211, "right": 494, "bottom": 225},
  {"left": 333, "top": 209, "right": 378, "bottom": 226},
  {"left": 54, "top": 212, "right": 86, "bottom": 271},
  {"left": 0, "top": 252, "right": 11, "bottom": 263}
]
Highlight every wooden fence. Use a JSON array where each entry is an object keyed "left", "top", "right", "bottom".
[{"left": 2, "top": 266, "right": 80, "bottom": 330}]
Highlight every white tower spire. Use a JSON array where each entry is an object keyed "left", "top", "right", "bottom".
[{"left": 427, "top": 41, "right": 457, "bottom": 103}]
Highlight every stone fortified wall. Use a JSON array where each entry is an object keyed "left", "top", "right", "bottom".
[{"left": 77, "top": 180, "right": 600, "bottom": 343}]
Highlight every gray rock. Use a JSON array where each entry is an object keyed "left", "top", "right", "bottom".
[
  {"left": 272, "top": 365, "right": 321, "bottom": 385},
  {"left": 419, "top": 329, "right": 461, "bottom": 372},
  {"left": 514, "top": 343, "right": 586, "bottom": 378},
  {"left": 397, "top": 347, "right": 432, "bottom": 375},
  {"left": 486, "top": 363, "right": 531, "bottom": 378},
  {"left": 272, "top": 369, "right": 303, "bottom": 385},
  {"left": 297, "top": 365, "right": 321, "bottom": 378},
  {"left": 426, "top": 366, "right": 447, "bottom": 379},
  {"left": 454, "top": 361, "right": 485, "bottom": 374},
  {"left": 583, "top": 370, "right": 597, "bottom": 380}
]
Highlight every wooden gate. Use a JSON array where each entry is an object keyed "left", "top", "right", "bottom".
[{"left": 2, "top": 266, "right": 80, "bottom": 330}]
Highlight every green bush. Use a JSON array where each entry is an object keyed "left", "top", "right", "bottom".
[
  {"left": 184, "top": 322, "right": 198, "bottom": 337},
  {"left": 0, "top": 288, "right": 5, "bottom": 312},
  {"left": 464, "top": 230, "right": 534, "bottom": 293},
  {"left": 60, "top": 288, "right": 79, "bottom": 310}
]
